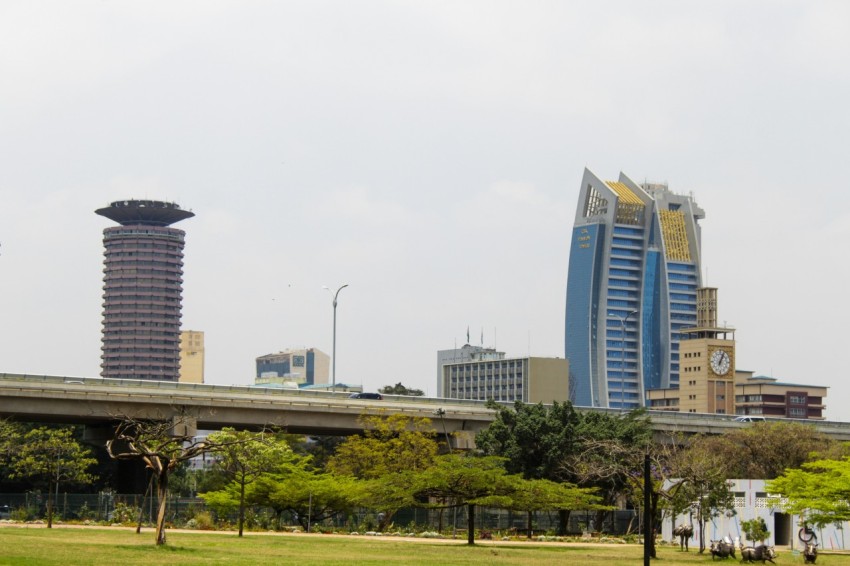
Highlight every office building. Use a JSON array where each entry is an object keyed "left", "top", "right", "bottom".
[
  {"left": 96, "top": 200, "right": 194, "bottom": 381},
  {"left": 255, "top": 348, "right": 330, "bottom": 387},
  {"left": 179, "top": 330, "right": 205, "bottom": 384},
  {"left": 441, "top": 356, "right": 569, "bottom": 404},
  {"left": 565, "top": 169, "right": 704, "bottom": 408},
  {"left": 436, "top": 344, "right": 504, "bottom": 397}
]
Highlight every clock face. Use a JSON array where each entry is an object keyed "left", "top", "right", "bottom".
[{"left": 710, "top": 349, "right": 731, "bottom": 376}]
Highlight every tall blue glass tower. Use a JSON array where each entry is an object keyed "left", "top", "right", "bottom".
[{"left": 565, "top": 169, "right": 705, "bottom": 409}]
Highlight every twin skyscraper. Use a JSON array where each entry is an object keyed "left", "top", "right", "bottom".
[{"left": 565, "top": 168, "right": 705, "bottom": 409}]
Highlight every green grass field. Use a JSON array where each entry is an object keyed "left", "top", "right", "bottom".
[{"left": 0, "top": 526, "right": 846, "bottom": 565}]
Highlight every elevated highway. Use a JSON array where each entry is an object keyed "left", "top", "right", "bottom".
[{"left": 2, "top": 373, "right": 850, "bottom": 445}]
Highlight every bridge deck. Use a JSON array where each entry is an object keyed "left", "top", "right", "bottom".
[{"left": 2, "top": 373, "right": 849, "bottom": 442}]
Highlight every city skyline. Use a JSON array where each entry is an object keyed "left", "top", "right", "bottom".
[{"left": 0, "top": 2, "right": 848, "bottom": 419}]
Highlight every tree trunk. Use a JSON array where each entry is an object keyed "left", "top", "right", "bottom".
[
  {"left": 238, "top": 480, "right": 246, "bottom": 537},
  {"left": 378, "top": 509, "right": 394, "bottom": 531},
  {"left": 137, "top": 474, "right": 153, "bottom": 535},
  {"left": 155, "top": 470, "right": 169, "bottom": 546},
  {"left": 467, "top": 503, "right": 475, "bottom": 545},
  {"left": 557, "top": 509, "right": 571, "bottom": 536},
  {"left": 46, "top": 481, "right": 54, "bottom": 528},
  {"left": 650, "top": 491, "right": 659, "bottom": 558}
]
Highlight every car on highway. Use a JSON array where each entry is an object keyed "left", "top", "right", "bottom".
[
  {"left": 348, "top": 392, "right": 383, "bottom": 400},
  {"left": 733, "top": 416, "right": 766, "bottom": 423}
]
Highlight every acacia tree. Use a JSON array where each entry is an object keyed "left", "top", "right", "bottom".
[
  {"left": 248, "top": 456, "right": 363, "bottom": 531},
  {"left": 767, "top": 457, "right": 850, "bottom": 527},
  {"left": 412, "top": 454, "right": 516, "bottom": 545},
  {"left": 505, "top": 477, "right": 605, "bottom": 538},
  {"left": 692, "top": 421, "right": 830, "bottom": 479},
  {"left": 106, "top": 416, "right": 250, "bottom": 545},
  {"left": 204, "top": 428, "right": 292, "bottom": 536},
  {"left": 10, "top": 426, "right": 97, "bottom": 527},
  {"left": 327, "top": 413, "right": 438, "bottom": 530}
]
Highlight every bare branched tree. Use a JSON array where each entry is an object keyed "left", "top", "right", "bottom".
[{"left": 106, "top": 414, "right": 260, "bottom": 545}]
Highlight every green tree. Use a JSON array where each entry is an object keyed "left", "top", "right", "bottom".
[
  {"left": 692, "top": 421, "right": 830, "bottom": 479},
  {"left": 205, "top": 428, "right": 293, "bottom": 536},
  {"left": 475, "top": 400, "right": 580, "bottom": 482},
  {"left": 379, "top": 383, "right": 424, "bottom": 396},
  {"left": 672, "top": 438, "right": 736, "bottom": 553},
  {"left": 0, "top": 419, "right": 22, "bottom": 472},
  {"left": 10, "top": 426, "right": 97, "bottom": 528},
  {"left": 741, "top": 517, "right": 770, "bottom": 544},
  {"left": 505, "top": 477, "right": 605, "bottom": 538},
  {"left": 561, "top": 409, "right": 652, "bottom": 531},
  {"left": 327, "top": 413, "right": 438, "bottom": 529},
  {"left": 249, "top": 458, "right": 363, "bottom": 531},
  {"left": 476, "top": 400, "right": 652, "bottom": 534},
  {"left": 411, "top": 454, "right": 516, "bottom": 545},
  {"left": 767, "top": 457, "right": 850, "bottom": 527}
]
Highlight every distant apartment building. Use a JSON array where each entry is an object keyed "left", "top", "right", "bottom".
[
  {"left": 735, "top": 371, "right": 827, "bottom": 420},
  {"left": 436, "top": 344, "right": 505, "bottom": 397},
  {"left": 441, "top": 356, "right": 569, "bottom": 404},
  {"left": 179, "top": 330, "right": 205, "bottom": 384},
  {"left": 647, "top": 370, "right": 827, "bottom": 420},
  {"left": 255, "top": 348, "right": 329, "bottom": 387}
]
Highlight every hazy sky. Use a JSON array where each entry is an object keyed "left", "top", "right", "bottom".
[{"left": 1, "top": 2, "right": 848, "bottom": 418}]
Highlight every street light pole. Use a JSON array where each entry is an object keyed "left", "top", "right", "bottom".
[
  {"left": 323, "top": 284, "right": 348, "bottom": 392},
  {"left": 609, "top": 309, "right": 638, "bottom": 410}
]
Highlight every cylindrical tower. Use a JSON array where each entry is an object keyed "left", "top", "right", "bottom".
[{"left": 95, "top": 200, "right": 194, "bottom": 381}]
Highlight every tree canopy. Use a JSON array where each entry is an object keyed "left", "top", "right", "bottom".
[
  {"left": 688, "top": 421, "right": 830, "bottom": 479},
  {"left": 205, "top": 428, "right": 293, "bottom": 536},
  {"left": 10, "top": 426, "right": 97, "bottom": 528},
  {"left": 327, "top": 413, "right": 438, "bottom": 479},
  {"left": 475, "top": 400, "right": 581, "bottom": 482},
  {"left": 411, "top": 454, "right": 516, "bottom": 545},
  {"left": 767, "top": 456, "right": 850, "bottom": 527},
  {"left": 327, "top": 413, "right": 438, "bottom": 529}
]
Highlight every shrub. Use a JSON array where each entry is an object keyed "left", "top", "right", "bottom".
[
  {"left": 11, "top": 507, "right": 31, "bottom": 522},
  {"left": 193, "top": 512, "right": 215, "bottom": 530},
  {"left": 110, "top": 502, "right": 138, "bottom": 525}
]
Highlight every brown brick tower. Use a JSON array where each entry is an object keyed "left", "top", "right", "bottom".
[{"left": 95, "top": 200, "right": 194, "bottom": 381}]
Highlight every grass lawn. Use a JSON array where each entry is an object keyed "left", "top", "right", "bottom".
[{"left": 0, "top": 526, "right": 847, "bottom": 565}]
